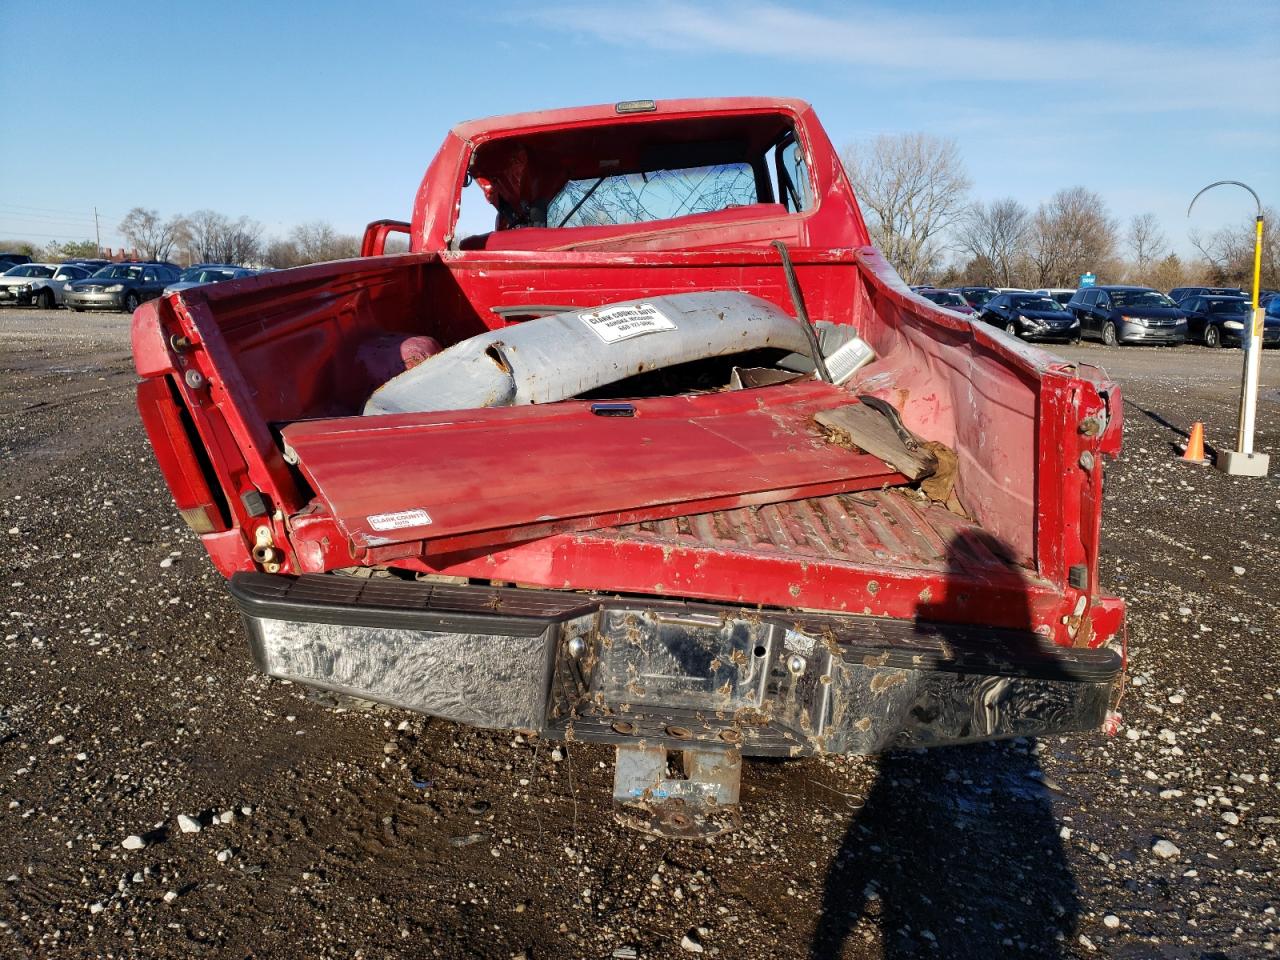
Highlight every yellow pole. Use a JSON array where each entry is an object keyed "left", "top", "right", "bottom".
[
  {"left": 1189, "top": 181, "right": 1269, "bottom": 475},
  {"left": 1251, "top": 216, "right": 1264, "bottom": 338}
]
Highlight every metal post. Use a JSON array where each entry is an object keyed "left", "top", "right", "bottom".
[
  {"left": 93, "top": 207, "right": 101, "bottom": 257},
  {"left": 1237, "top": 216, "right": 1265, "bottom": 454},
  {"left": 1188, "top": 182, "right": 1270, "bottom": 477}
]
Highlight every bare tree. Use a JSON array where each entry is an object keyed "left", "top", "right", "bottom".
[
  {"left": 291, "top": 221, "right": 359, "bottom": 263},
  {"left": 956, "top": 198, "right": 1030, "bottom": 287},
  {"left": 1026, "top": 187, "right": 1117, "bottom": 288},
  {"left": 184, "top": 210, "right": 263, "bottom": 265},
  {"left": 1125, "top": 213, "right": 1168, "bottom": 274},
  {"left": 841, "top": 133, "right": 971, "bottom": 285},
  {"left": 260, "top": 221, "right": 360, "bottom": 269},
  {"left": 119, "top": 208, "right": 188, "bottom": 262},
  {"left": 1190, "top": 208, "right": 1277, "bottom": 289}
]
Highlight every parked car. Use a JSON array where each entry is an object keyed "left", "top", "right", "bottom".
[
  {"left": 163, "top": 264, "right": 256, "bottom": 296},
  {"left": 1169, "top": 285, "right": 1246, "bottom": 301},
  {"left": 1266, "top": 297, "right": 1280, "bottom": 342},
  {"left": 0, "top": 252, "right": 33, "bottom": 271},
  {"left": 1178, "top": 294, "right": 1280, "bottom": 348},
  {"left": 956, "top": 285, "right": 1000, "bottom": 311},
  {"left": 1257, "top": 288, "right": 1278, "bottom": 306},
  {"left": 133, "top": 97, "right": 1126, "bottom": 836},
  {"left": 64, "top": 261, "right": 182, "bottom": 313},
  {"left": 916, "top": 287, "right": 975, "bottom": 315},
  {"left": 62, "top": 258, "right": 110, "bottom": 272},
  {"left": 1033, "top": 287, "right": 1076, "bottom": 306},
  {"left": 1068, "top": 285, "right": 1187, "bottom": 346},
  {"left": 977, "top": 292, "right": 1080, "bottom": 341},
  {"left": 0, "top": 262, "right": 92, "bottom": 308}
]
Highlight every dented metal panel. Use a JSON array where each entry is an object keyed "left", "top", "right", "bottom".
[
  {"left": 245, "top": 616, "right": 555, "bottom": 731},
  {"left": 363, "top": 291, "right": 817, "bottom": 415}
]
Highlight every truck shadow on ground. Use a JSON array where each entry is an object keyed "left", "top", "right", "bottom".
[{"left": 809, "top": 530, "right": 1081, "bottom": 958}]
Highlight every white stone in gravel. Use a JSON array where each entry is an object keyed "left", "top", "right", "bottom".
[
  {"left": 7, "top": 528, "right": 18, "bottom": 536},
  {"left": 1222, "top": 811, "right": 1239, "bottom": 825},
  {"left": 1158, "top": 728, "right": 1177, "bottom": 744},
  {"left": 159, "top": 557, "right": 175, "bottom": 568},
  {"left": 240, "top": 806, "right": 252, "bottom": 816},
  {"left": 1177, "top": 606, "right": 1192, "bottom": 616},
  {"left": 551, "top": 746, "right": 565, "bottom": 762},
  {"left": 680, "top": 933, "right": 704, "bottom": 953},
  {"left": 1232, "top": 565, "right": 1245, "bottom": 575},
  {"left": 122, "top": 835, "right": 146, "bottom": 850},
  {"left": 216, "top": 848, "right": 231, "bottom": 862},
  {"left": 1125, "top": 728, "right": 1141, "bottom": 741},
  {"left": 1103, "top": 915, "right": 1120, "bottom": 929},
  {"left": 1059, "top": 827, "right": 1072, "bottom": 840},
  {"left": 89, "top": 902, "right": 104, "bottom": 915},
  {"left": 1152, "top": 839, "right": 1180, "bottom": 859},
  {"left": 1168, "top": 694, "right": 1184, "bottom": 704},
  {"left": 177, "top": 814, "right": 201, "bottom": 834},
  {"left": 218, "top": 810, "right": 235, "bottom": 825},
  {"left": 1079, "top": 934, "right": 1096, "bottom": 951},
  {"left": 47, "top": 734, "right": 65, "bottom": 745},
  {"left": 163, "top": 890, "right": 178, "bottom": 904}
]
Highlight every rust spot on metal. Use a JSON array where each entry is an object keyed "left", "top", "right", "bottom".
[
  {"left": 867, "top": 580, "right": 880, "bottom": 595},
  {"left": 918, "top": 586, "right": 933, "bottom": 603},
  {"left": 870, "top": 671, "right": 907, "bottom": 693}
]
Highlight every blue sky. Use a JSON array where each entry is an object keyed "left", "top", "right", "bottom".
[{"left": 1, "top": 0, "right": 1276, "bottom": 257}]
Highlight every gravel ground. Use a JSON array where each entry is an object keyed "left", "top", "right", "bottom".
[{"left": 0, "top": 307, "right": 1277, "bottom": 959}]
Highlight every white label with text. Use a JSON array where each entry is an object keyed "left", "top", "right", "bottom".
[{"left": 578, "top": 303, "right": 677, "bottom": 343}]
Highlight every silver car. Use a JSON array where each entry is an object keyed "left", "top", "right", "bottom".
[
  {"left": 163, "top": 264, "right": 256, "bottom": 296},
  {"left": 0, "top": 263, "right": 93, "bottom": 309}
]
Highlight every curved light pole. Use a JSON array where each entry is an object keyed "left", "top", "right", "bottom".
[{"left": 1188, "top": 180, "right": 1269, "bottom": 476}]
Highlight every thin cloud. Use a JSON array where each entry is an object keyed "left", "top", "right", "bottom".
[{"left": 526, "top": 1, "right": 1279, "bottom": 114}]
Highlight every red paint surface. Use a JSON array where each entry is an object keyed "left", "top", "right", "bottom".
[{"left": 283, "top": 382, "right": 903, "bottom": 556}]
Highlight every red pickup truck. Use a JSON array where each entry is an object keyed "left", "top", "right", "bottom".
[{"left": 133, "top": 98, "right": 1125, "bottom": 837}]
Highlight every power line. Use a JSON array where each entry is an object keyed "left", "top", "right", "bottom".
[{"left": 0, "top": 201, "right": 126, "bottom": 221}]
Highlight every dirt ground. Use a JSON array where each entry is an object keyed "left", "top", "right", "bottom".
[{"left": 1, "top": 307, "right": 1277, "bottom": 959}]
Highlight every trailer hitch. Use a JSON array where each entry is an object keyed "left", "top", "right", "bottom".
[{"left": 612, "top": 744, "right": 742, "bottom": 839}]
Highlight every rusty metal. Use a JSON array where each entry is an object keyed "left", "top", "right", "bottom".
[{"left": 612, "top": 744, "right": 742, "bottom": 838}]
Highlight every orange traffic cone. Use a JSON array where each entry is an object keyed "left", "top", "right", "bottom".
[{"left": 1182, "top": 421, "right": 1208, "bottom": 464}]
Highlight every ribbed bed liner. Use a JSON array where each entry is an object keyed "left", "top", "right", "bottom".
[{"left": 606, "top": 488, "right": 1027, "bottom": 577}]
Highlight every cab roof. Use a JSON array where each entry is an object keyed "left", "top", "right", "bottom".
[{"left": 451, "top": 97, "right": 810, "bottom": 143}]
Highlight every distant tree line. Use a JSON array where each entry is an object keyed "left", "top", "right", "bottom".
[
  {"left": 2, "top": 209, "right": 369, "bottom": 270},
  {"left": 841, "top": 134, "right": 1277, "bottom": 291}
]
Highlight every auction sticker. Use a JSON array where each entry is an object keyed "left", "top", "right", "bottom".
[
  {"left": 367, "top": 508, "right": 433, "bottom": 531},
  {"left": 578, "top": 303, "right": 677, "bottom": 343}
]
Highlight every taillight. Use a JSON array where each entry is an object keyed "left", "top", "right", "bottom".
[{"left": 136, "top": 377, "right": 230, "bottom": 534}]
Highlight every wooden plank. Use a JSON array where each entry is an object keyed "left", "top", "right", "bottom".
[{"left": 814, "top": 404, "right": 938, "bottom": 480}]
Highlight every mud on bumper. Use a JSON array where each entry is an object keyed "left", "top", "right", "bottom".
[{"left": 232, "top": 573, "right": 1121, "bottom": 834}]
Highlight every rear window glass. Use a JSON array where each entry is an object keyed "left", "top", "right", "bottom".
[{"left": 547, "top": 163, "right": 759, "bottom": 229}]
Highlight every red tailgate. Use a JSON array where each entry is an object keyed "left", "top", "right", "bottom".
[{"left": 281, "top": 380, "right": 905, "bottom": 557}]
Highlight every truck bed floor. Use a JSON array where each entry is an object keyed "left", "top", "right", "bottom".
[{"left": 605, "top": 489, "right": 1028, "bottom": 580}]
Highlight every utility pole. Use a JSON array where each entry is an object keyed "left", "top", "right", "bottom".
[
  {"left": 93, "top": 207, "right": 102, "bottom": 257},
  {"left": 1188, "top": 180, "right": 1269, "bottom": 477}
]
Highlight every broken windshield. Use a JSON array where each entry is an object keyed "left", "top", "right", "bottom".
[{"left": 547, "top": 163, "right": 760, "bottom": 228}]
